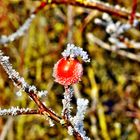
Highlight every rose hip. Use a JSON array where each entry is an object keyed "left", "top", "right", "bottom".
[{"left": 53, "top": 58, "right": 83, "bottom": 86}]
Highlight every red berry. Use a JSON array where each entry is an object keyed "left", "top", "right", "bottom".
[{"left": 53, "top": 58, "right": 83, "bottom": 86}]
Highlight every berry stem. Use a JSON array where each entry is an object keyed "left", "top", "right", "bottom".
[{"left": 62, "top": 86, "right": 72, "bottom": 120}]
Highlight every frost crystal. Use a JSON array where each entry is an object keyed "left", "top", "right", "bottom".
[
  {"left": 102, "top": 13, "right": 112, "bottom": 22},
  {"left": 68, "top": 126, "right": 74, "bottom": 135},
  {"left": 38, "top": 90, "right": 48, "bottom": 98},
  {"left": 0, "top": 14, "right": 35, "bottom": 45},
  {"left": 16, "top": 89, "right": 22, "bottom": 97},
  {"left": 29, "top": 85, "right": 37, "bottom": 93},
  {"left": 72, "top": 98, "right": 90, "bottom": 140},
  {"left": 49, "top": 119, "right": 55, "bottom": 127},
  {"left": 62, "top": 44, "right": 90, "bottom": 62}
]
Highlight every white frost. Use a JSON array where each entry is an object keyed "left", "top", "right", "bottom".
[
  {"left": 62, "top": 44, "right": 90, "bottom": 62},
  {"left": 72, "top": 98, "right": 90, "bottom": 140}
]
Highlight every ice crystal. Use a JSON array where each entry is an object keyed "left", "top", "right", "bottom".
[
  {"left": 38, "top": 90, "right": 48, "bottom": 98},
  {"left": 102, "top": 13, "right": 112, "bottom": 22},
  {"left": 0, "top": 14, "right": 35, "bottom": 45},
  {"left": 49, "top": 119, "right": 55, "bottom": 127},
  {"left": 29, "top": 85, "right": 37, "bottom": 93},
  {"left": 62, "top": 44, "right": 90, "bottom": 62},
  {"left": 19, "top": 77, "right": 28, "bottom": 90},
  {"left": 43, "top": 111, "right": 55, "bottom": 127},
  {"left": 68, "top": 126, "right": 74, "bottom": 136},
  {"left": 16, "top": 89, "right": 22, "bottom": 97},
  {"left": 72, "top": 98, "right": 90, "bottom": 140}
]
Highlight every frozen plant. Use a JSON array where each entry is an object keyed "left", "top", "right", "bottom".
[
  {"left": 0, "top": 51, "right": 39, "bottom": 93},
  {"left": 94, "top": 13, "right": 134, "bottom": 37},
  {"left": 72, "top": 99, "right": 90, "bottom": 140},
  {"left": 53, "top": 44, "right": 90, "bottom": 139},
  {"left": 62, "top": 86, "right": 74, "bottom": 119},
  {"left": 94, "top": 13, "right": 139, "bottom": 49},
  {"left": 1, "top": 0, "right": 140, "bottom": 139},
  {"left": 0, "top": 44, "right": 90, "bottom": 140}
]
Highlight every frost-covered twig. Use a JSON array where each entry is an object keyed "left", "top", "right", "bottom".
[
  {"left": 72, "top": 99, "right": 90, "bottom": 140},
  {"left": 0, "top": 49, "right": 87, "bottom": 140},
  {"left": 0, "top": 50, "right": 60, "bottom": 123},
  {"left": 94, "top": 13, "right": 138, "bottom": 37},
  {"left": 87, "top": 33, "right": 140, "bottom": 62},
  {"left": 0, "top": 14, "right": 35, "bottom": 45},
  {"left": 0, "top": 1, "right": 48, "bottom": 45},
  {"left": 62, "top": 86, "right": 74, "bottom": 120},
  {"left": 0, "top": 107, "right": 39, "bottom": 116},
  {"left": 0, "top": 50, "right": 32, "bottom": 91},
  {"left": 94, "top": 13, "right": 140, "bottom": 50}
]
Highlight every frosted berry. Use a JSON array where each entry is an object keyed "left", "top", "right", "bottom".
[{"left": 53, "top": 58, "right": 83, "bottom": 86}]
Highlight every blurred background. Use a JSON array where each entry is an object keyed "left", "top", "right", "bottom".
[{"left": 0, "top": 0, "right": 140, "bottom": 139}]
